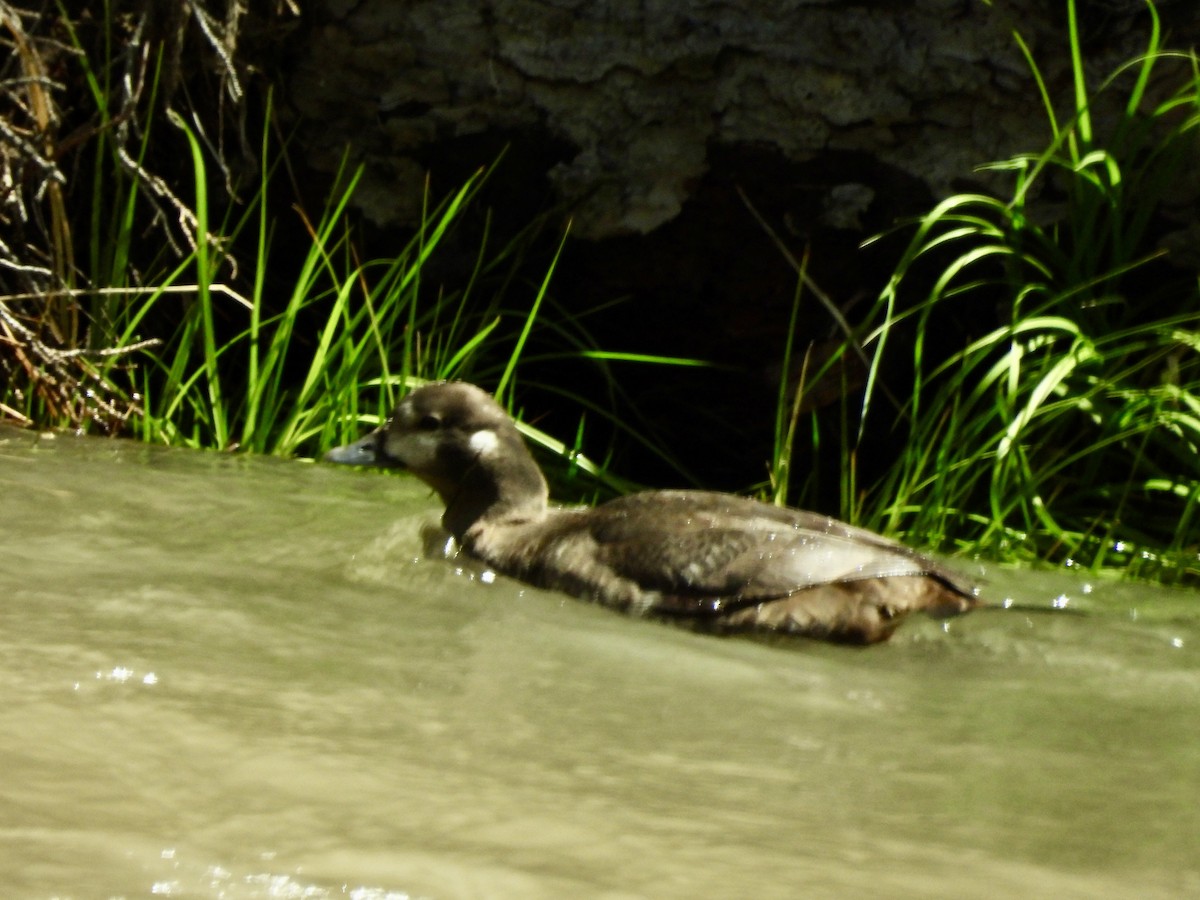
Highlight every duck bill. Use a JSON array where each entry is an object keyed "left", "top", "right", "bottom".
[{"left": 324, "top": 428, "right": 405, "bottom": 469}]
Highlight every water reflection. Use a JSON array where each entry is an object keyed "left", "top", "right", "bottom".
[{"left": 2, "top": 427, "right": 1198, "bottom": 898}]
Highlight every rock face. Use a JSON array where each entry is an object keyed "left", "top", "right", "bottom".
[{"left": 287, "top": 0, "right": 1189, "bottom": 238}]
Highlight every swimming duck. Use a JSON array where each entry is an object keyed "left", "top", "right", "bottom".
[{"left": 326, "top": 382, "right": 980, "bottom": 643}]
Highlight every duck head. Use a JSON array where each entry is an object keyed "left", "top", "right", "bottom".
[{"left": 325, "top": 382, "right": 549, "bottom": 539}]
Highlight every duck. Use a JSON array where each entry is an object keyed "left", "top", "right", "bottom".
[{"left": 325, "top": 381, "right": 980, "bottom": 643}]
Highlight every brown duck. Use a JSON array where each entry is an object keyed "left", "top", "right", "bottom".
[{"left": 326, "top": 382, "right": 980, "bottom": 643}]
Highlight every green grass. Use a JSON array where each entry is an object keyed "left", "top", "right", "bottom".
[
  {"left": 845, "top": 0, "right": 1200, "bottom": 581},
  {"left": 88, "top": 121, "right": 615, "bottom": 470},
  {"left": 0, "top": 46, "right": 712, "bottom": 503},
  {"left": 16, "top": 13, "right": 709, "bottom": 499}
]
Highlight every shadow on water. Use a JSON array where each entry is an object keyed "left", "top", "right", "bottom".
[{"left": 2, "top": 426, "right": 1198, "bottom": 899}]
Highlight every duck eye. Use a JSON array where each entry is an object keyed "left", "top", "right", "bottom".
[{"left": 416, "top": 414, "right": 441, "bottom": 431}]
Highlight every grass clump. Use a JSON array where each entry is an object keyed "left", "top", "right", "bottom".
[
  {"left": 0, "top": 3, "right": 701, "bottom": 500},
  {"left": 853, "top": 0, "right": 1200, "bottom": 581}
]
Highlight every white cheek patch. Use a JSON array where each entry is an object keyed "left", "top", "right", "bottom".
[{"left": 467, "top": 429, "right": 500, "bottom": 457}]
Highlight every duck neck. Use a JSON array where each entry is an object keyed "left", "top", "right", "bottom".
[{"left": 441, "top": 450, "right": 549, "bottom": 541}]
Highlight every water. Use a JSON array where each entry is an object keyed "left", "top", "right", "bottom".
[{"left": 2, "top": 426, "right": 1198, "bottom": 899}]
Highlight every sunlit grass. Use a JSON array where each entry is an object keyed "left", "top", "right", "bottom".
[
  {"left": 28, "top": 68, "right": 712, "bottom": 498},
  {"left": 850, "top": 0, "right": 1200, "bottom": 582}
]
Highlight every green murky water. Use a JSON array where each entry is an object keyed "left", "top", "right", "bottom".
[{"left": 2, "top": 426, "right": 1198, "bottom": 899}]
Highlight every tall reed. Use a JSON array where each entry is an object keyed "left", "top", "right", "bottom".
[{"left": 856, "top": 0, "right": 1200, "bottom": 580}]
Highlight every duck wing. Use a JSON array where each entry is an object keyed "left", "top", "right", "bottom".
[{"left": 583, "top": 490, "right": 974, "bottom": 611}]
